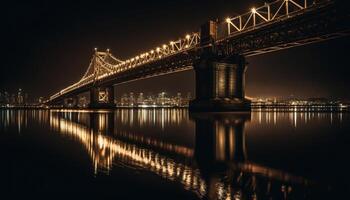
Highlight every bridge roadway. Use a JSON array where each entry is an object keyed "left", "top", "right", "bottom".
[{"left": 48, "top": 0, "right": 349, "bottom": 111}]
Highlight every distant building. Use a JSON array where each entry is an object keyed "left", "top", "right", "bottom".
[
  {"left": 0, "top": 92, "right": 3, "bottom": 105},
  {"left": 157, "top": 92, "right": 166, "bottom": 105},
  {"left": 4, "top": 92, "right": 9, "bottom": 104},
  {"left": 174, "top": 92, "right": 182, "bottom": 106},
  {"left": 120, "top": 93, "right": 128, "bottom": 106},
  {"left": 137, "top": 93, "right": 144, "bottom": 105},
  {"left": 17, "top": 88, "right": 24, "bottom": 105},
  {"left": 38, "top": 97, "right": 44, "bottom": 104},
  {"left": 129, "top": 92, "right": 135, "bottom": 106},
  {"left": 10, "top": 94, "right": 16, "bottom": 105},
  {"left": 24, "top": 93, "right": 28, "bottom": 105}
]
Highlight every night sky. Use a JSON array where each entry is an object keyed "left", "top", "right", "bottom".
[{"left": 1, "top": 0, "right": 349, "bottom": 99}]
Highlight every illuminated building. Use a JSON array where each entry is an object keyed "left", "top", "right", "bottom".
[{"left": 17, "top": 88, "right": 24, "bottom": 105}]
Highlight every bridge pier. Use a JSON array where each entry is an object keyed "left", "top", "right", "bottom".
[
  {"left": 189, "top": 54, "right": 251, "bottom": 112},
  {"left": 89, "top": 86, "right": 115, "bottom": 109},
  {"left": 190, "top": 20, "right": 250, "bottom": 112}
]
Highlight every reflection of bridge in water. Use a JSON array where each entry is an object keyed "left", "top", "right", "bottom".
[
  {"left": 50, "top": 110, "right": 207, "bottom": 198},
  {"left": 49, "top": 109, "right": 314, "bottom": 200}
]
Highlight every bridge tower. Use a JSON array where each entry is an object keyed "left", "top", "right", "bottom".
[
  {"left": 190, "top": 21, "right": 251, "bottom": 112},
  {"left": 88, "top": 49, "right": 117, "bottom": 109},
  {"left": 89, "top": 86, "right": 115, "bottom": 108}
]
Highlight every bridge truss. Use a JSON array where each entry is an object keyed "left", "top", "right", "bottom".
[{"left": 225, "top": 0, "right": 321, "bottom": 35}]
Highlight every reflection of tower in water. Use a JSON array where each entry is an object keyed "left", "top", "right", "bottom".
[
  {"left": 191, "top": 113, "right": 315, "bottom": 200},
  {"left": 192, "top": 113, "right": 249, "bottom": 164},
  {"left": 90, "top": 112, "right": 114, "bottom": 135},
  {"left": 191, "top": 113, "right": 251, "bottom": 200}
]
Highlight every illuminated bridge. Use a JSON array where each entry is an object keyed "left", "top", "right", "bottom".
[{"left": 48, "top": 0, "right": 349, "bottom": 111}]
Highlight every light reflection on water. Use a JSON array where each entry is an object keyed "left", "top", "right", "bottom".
[
  {"left": 0, "top": 109, "right": 349, "bottom": 199},
  {"left": 252, "top": 110, "right": 344, "bottom": 128}
]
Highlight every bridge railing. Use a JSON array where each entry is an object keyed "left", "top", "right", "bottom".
[{"left": 223, "top": 0, "right": 329, "bottom": 39}]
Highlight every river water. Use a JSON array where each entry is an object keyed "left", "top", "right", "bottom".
[{"left": 0, "top": 109, "right": 349, "bottom": 199}]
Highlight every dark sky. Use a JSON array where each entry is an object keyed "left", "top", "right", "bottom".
[{"left": 1, "top": 0, "right": 349, "bottom": 99}]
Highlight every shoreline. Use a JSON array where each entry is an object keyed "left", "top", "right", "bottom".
[{"left": 0, "top": 106, "right": 348, "bottom": 113}]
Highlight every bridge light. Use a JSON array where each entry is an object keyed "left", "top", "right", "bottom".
[
  {"left": 94, "top": 47, "right": 97, "bottom": 51},
  {"left": 131, "top": 58, "right": 135, "bottom": 61},
  {"left": 185, "top": 45, "right": 189, "bottom": 48},
  {"left": 156, "top": 47, "right": 161, "bottom": 52},
  {"left": 185, "top": 34, "right": 191, "bottom": 40},
  {"left": 251, "top": 7, "right": 256, "bottom": 13},
  {"left": 150, "top": 50, "right": 154, "bottom": 54},
  {"left": 136, "top": 56, "right": 139, "bottom": 60},
  {"left": 226, "top": 18, "right": 231, "bottom": 23},
  {"left": 163, "top": 44, "right": 167, "bottom": 49},
  {"left": 170, "top": 41, "right": 174, "bottom": 45},
  {"left": 106, "top": 48, "right": 110, "bottom": 52},
  {"left": 145, "top": 52, "right": 149, "bottom": 56}
]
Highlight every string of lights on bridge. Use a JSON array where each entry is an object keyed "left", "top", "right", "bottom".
[
  {"left": 50, "top": 0, "right": 325, "bottom": 101},
  {"left": 50, "top": 32, "right": 201, "bottom": 100}
]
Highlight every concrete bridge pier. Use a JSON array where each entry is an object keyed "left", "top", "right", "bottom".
[
  {"left": 190, "top": 20, "right": 250, "bottom": 112},
  {"left": 189, "top": 54, "right": 251, "bottom": 112},
  {"left": 89, "top": 86, "right": 115, "bottom": 109}
]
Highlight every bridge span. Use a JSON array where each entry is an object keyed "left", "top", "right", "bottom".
[{"left": 47, "top": 0, "right": 349, "bottom": 111}]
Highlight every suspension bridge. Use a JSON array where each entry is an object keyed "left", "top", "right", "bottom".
[{"left": 47, "top": 0, "right": 349, "bottom": 111}]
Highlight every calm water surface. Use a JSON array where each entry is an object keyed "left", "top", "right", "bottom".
[{"left": 0, "top": 109, "right": 349, "bottom": 199}]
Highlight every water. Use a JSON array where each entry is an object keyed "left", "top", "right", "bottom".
[{"left": 0, "top": 109, "right": 349, "bottom": 199}]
